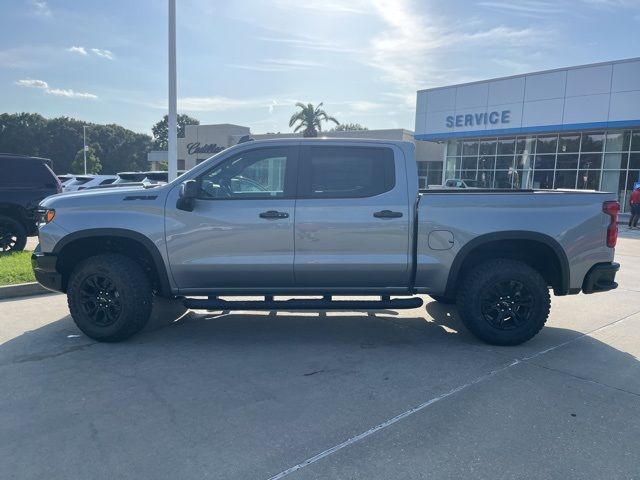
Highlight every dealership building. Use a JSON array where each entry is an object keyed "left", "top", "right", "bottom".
[{"left": 415, "top": 57, "right": 640, "bottom": 212}]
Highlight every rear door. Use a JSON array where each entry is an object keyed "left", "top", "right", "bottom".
[{"left": 294, "top": 144, "right": 410, "bottom": 288}]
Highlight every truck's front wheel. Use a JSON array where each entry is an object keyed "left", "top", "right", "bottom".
[
  {"left": 456, "top": 259, "right": 550, "bottom": 346},
  {"left": 67, "top": 254, "right": 153, "bottom": 342}
]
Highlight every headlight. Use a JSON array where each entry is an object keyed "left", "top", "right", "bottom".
[{"left": 38, "top": 208, "right": 55, "bottom": 226}]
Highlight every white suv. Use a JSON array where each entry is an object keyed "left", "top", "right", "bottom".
[{"left": 63, "top": 175, "right": 118, "bottom": 192}]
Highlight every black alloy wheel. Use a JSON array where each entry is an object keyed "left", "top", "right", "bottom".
[
  {"left": 78, "top": 274, "right": 123, "bottom": 327},
  {"left": 0, "top": 215, "right": 27, "bottom": 253},
  {"left": 480, "top": 280, "right": 534, "bottom": 330}
]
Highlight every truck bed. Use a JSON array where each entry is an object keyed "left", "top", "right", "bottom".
[{"left": 414, "top": 188, "right": 617, "bottom": 296}]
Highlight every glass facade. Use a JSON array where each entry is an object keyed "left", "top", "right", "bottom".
[
  {"left": 445, "top": 130, "right": 640, "bottom": 212},
  {"left": 417, "top": 160, "right": 443, "bottom": 188}
]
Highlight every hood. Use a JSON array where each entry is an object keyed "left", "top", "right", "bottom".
[{"left": 40, "top": 184, "right": 168, "bottom": 209}]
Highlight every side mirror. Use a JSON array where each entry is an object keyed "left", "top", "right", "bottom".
[{"left": 177, "top": 180, "right": 198, "bottom": 212}]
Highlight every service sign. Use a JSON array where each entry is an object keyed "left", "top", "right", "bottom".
[{"left": 445, "top": 110, "right": 511, "bottom": 129}]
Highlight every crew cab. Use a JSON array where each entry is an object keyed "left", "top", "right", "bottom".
[{"left": 32, "top": 139, "right": 620, "bottom": 345}]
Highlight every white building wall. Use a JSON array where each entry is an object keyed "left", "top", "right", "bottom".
[{"left": 416, "top": 57, "right": 640, "bottom": 141}]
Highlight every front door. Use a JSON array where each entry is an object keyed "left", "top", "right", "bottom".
[
  {"left": 294, "top": 144, "right": 410, "bottom": 288},
  {"left": 166, "top": 145, "right": 297, "bottom": 291}
]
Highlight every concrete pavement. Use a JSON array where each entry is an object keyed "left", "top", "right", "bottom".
[{"left": 1, "top": 235, "right": 639, "bottom": 480}]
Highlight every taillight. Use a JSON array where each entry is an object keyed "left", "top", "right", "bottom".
[{"left": 603, "top": 201, "right": 619, "bottom": 248}]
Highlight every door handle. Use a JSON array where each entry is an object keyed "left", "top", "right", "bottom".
[
  {"left": 373, "top": 210, "right": 403, "bottom": 219},
  {"left": 259, "top": 210, "right": 289, "bottom": 219}
]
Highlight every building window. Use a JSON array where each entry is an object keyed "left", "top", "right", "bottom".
[
  {"left": 418, "top": 161, "right": 443, "bottom": 187},
  {"left": 445, "top": 129, "right": 640, "bottom": 213}
]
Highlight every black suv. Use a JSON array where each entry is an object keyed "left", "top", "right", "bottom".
[{"left": 0, "top": 154, "right": 61, "bottom": 253}]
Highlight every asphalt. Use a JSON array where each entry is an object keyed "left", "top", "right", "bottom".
[{"left": 1, "top": 233, "right": 639, "bottom": 480}]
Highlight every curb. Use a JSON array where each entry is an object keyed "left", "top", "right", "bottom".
[{"left": 0, "top": 282, "right": 54, "bottom": 300}]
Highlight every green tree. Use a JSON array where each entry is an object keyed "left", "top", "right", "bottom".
[
  {"left": 152, "top": 114, "right": 200, "bottom": 149},
  {"left": 288, "top": 102, "right": 338, "bottom": 137},
  {"left": 330, "top": 123, "right": 368, "bottom": 132},
  {"left": 0, "top": 112, "right": 153, "bottom": 174},
  {"left": 71, "top": 146, "right": 102, "bottom": 174}
]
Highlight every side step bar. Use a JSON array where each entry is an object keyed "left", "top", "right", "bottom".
[{"left": 183, "top": 296, "right": 423, "bottom": 311}]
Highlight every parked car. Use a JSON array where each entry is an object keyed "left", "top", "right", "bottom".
[
  {"left": 86, "top": 172, "right": 161, "bottom": 190},
  {"left": 144, "top": 171, "right": 168, "bottom": 184},
  {"left": 443, "top": 178, "right": 481, "bottom": 189},
  {"left": 57, "top": 174, "right": 76, "bottom": 189},
  {"left": 113, "top": 172, "right": 148, "bottom": 184},
  {"left": 63, "top": 175, "right": 118, "bottom": 192},
  {"left": 0, "top": 153, "right": 61, "bottom": 252},
  {"left": 33, "top": 139, "right": 619, "bottom": 345}
]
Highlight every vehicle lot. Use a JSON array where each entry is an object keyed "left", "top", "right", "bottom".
[{"left": 1, "top": 233, "right": 639, "bottom": 480}]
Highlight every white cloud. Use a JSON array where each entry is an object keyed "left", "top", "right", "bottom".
[
  {"left": 16, "top": 78, "right": 49, "bottom": 89},
  {"left": 363, "top": 0, "right": 551, "bottom": 106},
  {"left": 477, "top": 1, "right": 564, "bottom": 17},
  {"left": 28, "top": 0, "right": 51, "bottom": 16},
  {"left": 90, "top": 48, "right": 114, "bottom": 60},
  {"left": 348, "top": 101, "right": 386, "bottom": 112},
  {"left": 67, "top": 46, "right": 88, "bottom": 56},
  {"left": 256, "top": 36, "right": 359, "bottom": 53},
  {"left": 66, "top": 46, "right": 114, "bottom": 60},
  {"left": 16, "top": 78, "right": 97, "bottom": 99},
  {"left": 271, "top": 0, "right": 369, "bottom": 14},
  {"left": 230, "top": 58, "right": 324, "bottom": 72},
  {"left": 151, "top": 94, "right": 299, "bottom": 113},
  {"left": 479, "top": 0, "right": 639, "bottom": 17},
  {"left": 47, "top": 88, "right": 98, "bottom": 99}
]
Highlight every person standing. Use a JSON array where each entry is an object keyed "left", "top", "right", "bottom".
[{"left": 629, "top": 185, "right": 640, "bottom": 229}]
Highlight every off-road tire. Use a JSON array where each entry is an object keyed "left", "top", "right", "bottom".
[
  {"left": 456, "top": 259, "right": 550, "bottom": 346},
  {"left": 0, "top": 214, "right": 27, "bottom": 253},
  {"left": 67, "top": 254, "right": 153, "bottom": 342},
  {"left": 429, "top": 295, "right": 456, "bottom": 304}
]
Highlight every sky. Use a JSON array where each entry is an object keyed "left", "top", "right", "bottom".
[{"left": 1, "top": 0, "right": 640, "bottom": 135}]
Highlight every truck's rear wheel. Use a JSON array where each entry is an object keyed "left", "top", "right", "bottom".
[
  {"left": 67, "top": 254, "right": 152, "bottom": 342},
  {"left": 0, "top": 214, "right": 27, "bottom": 253},
  {"left": 456, "top": 259, "right": 550, "bottom": 346}
]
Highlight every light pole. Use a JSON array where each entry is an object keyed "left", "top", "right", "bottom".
[
  {"left": 83, "top": 125, "right": 88, "bottom": 174},
  {"left": 168, "top": 0, "right": 178, "bottom": 181}
]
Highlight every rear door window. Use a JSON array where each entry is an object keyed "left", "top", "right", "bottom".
[
  {"left": 0, "top": 158, "right": 56, "bottom": 187},
  {"left": 299, "top": 146, "right": 395, "bottom": 198}
]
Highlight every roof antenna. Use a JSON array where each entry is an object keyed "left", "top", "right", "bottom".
[{"left": 237, "top": 135, "right": 254, "bottom": 144}]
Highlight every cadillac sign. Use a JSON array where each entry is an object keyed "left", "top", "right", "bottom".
[{"left": 186, "top": 142, "right": 225, "bottom": 155}]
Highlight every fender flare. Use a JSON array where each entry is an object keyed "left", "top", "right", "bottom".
[
  {"left": 53, "top": 228, "right": 172, "bottom": 296},
  {"left": 444, "top": 231, "right": 570, "bottom": 298}
]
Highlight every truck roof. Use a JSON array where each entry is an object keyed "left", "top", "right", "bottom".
[
  {"left": 232, "top": 137, "right": 414, "bottom": 148},
  {"left": 0, "top": 153, "right": 52, "bottom": 166}
]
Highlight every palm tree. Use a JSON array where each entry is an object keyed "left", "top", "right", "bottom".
[{"left": 289, "top": 102, "right": 339, "bottom": 137}]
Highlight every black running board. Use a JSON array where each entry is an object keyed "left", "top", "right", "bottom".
[{"left": 183, "top": 296, "right": 423, "bottom": 311}]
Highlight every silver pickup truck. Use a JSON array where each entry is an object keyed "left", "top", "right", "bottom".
[{"left": 32, "top": 139, "right": 620, "bottom": 345}]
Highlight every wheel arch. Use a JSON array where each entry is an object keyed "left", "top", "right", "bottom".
[
  {"left": 444, "top": 231, "right": 570, "bottom": 298},
  {"left": 0, "top": 204, "right": 29, "bottom": 228},
  {"left": 53, "top": 228, "right": 172, "bottom": 296}
]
